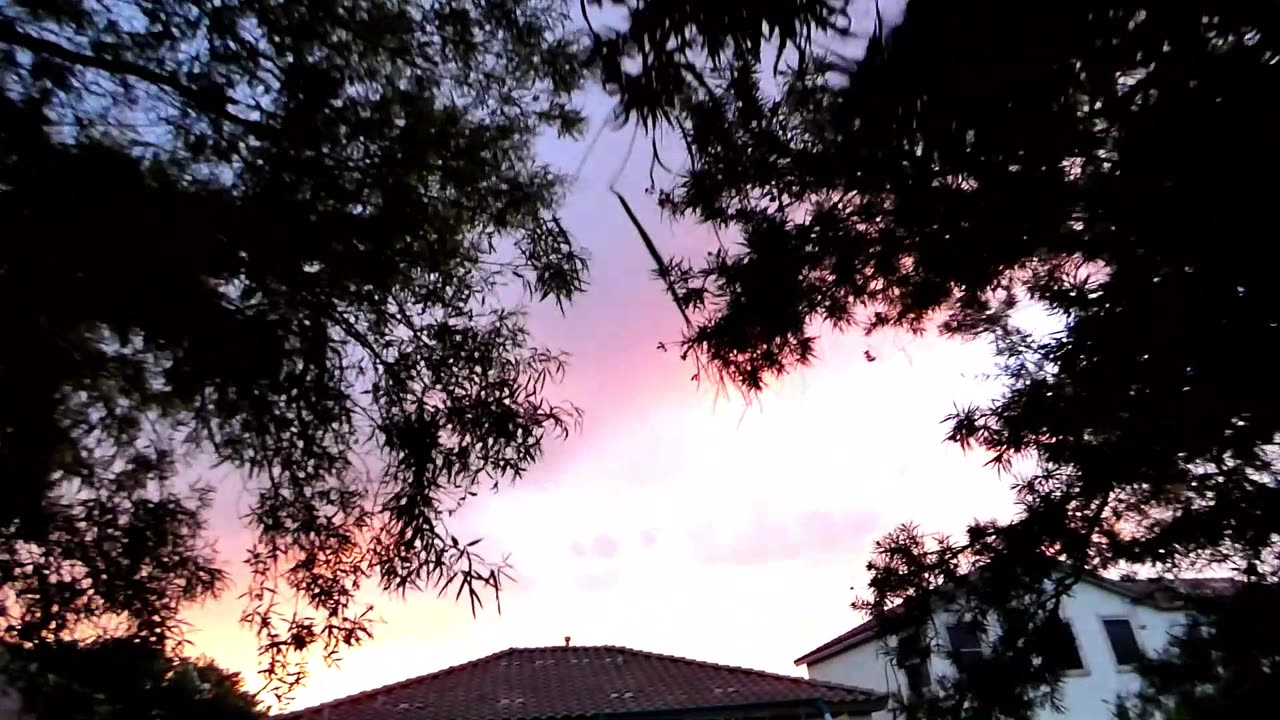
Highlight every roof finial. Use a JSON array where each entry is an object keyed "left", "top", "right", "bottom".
[{"left": 564, "top": 636, "right": 571, "bottom": 647}]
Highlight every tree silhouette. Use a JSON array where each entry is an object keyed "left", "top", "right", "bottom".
[
  {"left": 1117, "top": 581, "right": 1280, "bottom": 720},
  {"left": 595, "top": 0, "right": 1280, "bottom": 715},
  {"left": 2, "top": 638, "right": 264, "bottom": 720},
  {"left": 2, "top": 0, "right": 587, "bottom": 702}
]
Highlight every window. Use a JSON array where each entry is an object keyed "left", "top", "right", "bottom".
[
  {"left": 1103, "top": 618, "right": 1144, "bottom": 667},
  {"left": 946, "top": 622, "right": 983, "bottom": 672},
  {"left": 895, "top": 633, "right": 931, "bottom": 697},
  {"left": 1047, "top": 616, "right": 1086, "bottom": 672},
  {"left": 903, "top": 660, "right": 931, "bottom": 699}
]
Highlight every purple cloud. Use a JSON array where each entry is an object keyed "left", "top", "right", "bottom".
[{"left": 591, "top": 534, "right": 620, "bottom": 559}]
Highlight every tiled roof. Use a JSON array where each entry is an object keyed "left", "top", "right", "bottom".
[
  {"left": 276, "top": 646, "right": 886, "bottom": 720},
  {"left": 1111, "top": 577, "right": 1245, "bottom": 608}
]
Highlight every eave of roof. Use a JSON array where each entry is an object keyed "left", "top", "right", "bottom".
[{"left": 792, "top": 618, "right": 881, "bottom": 667}]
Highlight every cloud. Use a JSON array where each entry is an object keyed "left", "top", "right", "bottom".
[
  {"left": 575, "top": 571, "right": 619, "bottom": 592},
  {"left": 591, "top": 533, "right": 620, "bottom": 559},
  {"left": 693, "top": 510, "right": 881, "bottom": 566}
]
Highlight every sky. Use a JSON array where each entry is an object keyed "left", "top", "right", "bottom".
[{"left": 181, "top": 18, "right": 1027, "bottom": 708}]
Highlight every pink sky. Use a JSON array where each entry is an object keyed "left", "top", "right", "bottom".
[{"left": 182, "top": 88, "right": 1018, "bottom": 710}]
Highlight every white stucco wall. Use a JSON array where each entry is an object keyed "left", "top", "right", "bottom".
[
  {"left": 804, "top": 579, "right": 1191, "bottom": 720},
  {"left": 809, "top": 639, "right": 908, "bottom": 720},
  {"left": 1042, "top": 581, "right": 1187, "bottom": 720}
]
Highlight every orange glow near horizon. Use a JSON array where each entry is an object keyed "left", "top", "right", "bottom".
[{"left": 183, "top": 326, "right": 1017, "bottom": 711}]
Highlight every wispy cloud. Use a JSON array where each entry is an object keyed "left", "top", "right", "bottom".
[{"left": 693, "top": 510, "right": 880, "bottom": 566}]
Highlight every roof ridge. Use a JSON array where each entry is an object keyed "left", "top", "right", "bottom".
[
  {"left": 588, "top": 645, "right": 874, "bottom": 693},
  {"left": 276, "top": 646, "right": 520, "bottom": 718}
]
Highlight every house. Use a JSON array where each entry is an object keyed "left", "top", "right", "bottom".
[
  {"left": 277, "top": 645, "right": 887, "bottom": 720},
  {"left": 793, "top": 576, "right": 1238, "bottom": 720}
]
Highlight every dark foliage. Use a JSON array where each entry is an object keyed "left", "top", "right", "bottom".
[
  {"left": 1, "top": 638, "right": 264, "bottom": 720},
  {"left": 596, "top": 0, "right": 1280, "bottom": 716},
  {"left": 1118, "top": 583, "right": 1280, "bottom": 720},
  {"left": 587, "top": 0, "right": 851, "bottom": 128},
  {"left": 2, "top": 0, "right": 588, "bottom": 702}
]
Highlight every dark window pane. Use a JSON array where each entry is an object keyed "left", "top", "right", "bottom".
[
  {"left": 946, "top": 623, "right": 983, "bottom": 672},
  {"left": 904, "top": 660, "right": 931, "bottom": 696},
  {"left": 1047, "top": 617, "right": 1085, "bottom": 671},
  {"left": 895, "top": 634, "right": 931, "bottom": 696},
  {"left": 1103, "top": 619, "right": 1144, "bottom": 666},
  {"left": 946, "top": 623, "right": 982, "bottom": 652},
  {"left": 895, "top": 632, "right": 926, "bottom": 665}
]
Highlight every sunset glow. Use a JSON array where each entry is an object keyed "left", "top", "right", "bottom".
[{"left": 183, "top": 104, "right": 1017, "bottom": 712}]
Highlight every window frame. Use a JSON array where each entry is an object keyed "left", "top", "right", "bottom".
[
  {"left": 1098, "top": 615, "right": 1145, "bottom": 671},
  {"left": 945, "top": 621, "right": 985, "bottom": 673}
]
